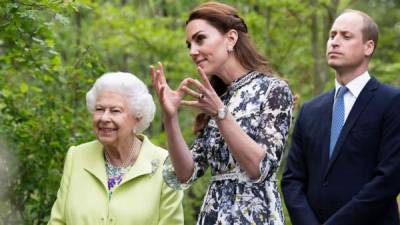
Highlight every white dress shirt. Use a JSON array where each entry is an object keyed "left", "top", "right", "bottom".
[{"left": 334, "top": 71, "right": 371, "bottom": 121}]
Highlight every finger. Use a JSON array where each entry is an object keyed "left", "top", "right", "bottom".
[
  {"left": 181, "top": 86, "right": 202, "bottom": 99},
  {"left": 157, "top": 62, "right": 167, "bottom": 84},
  {"left": 185, "top": 78, "right": 207, "bottom": 93},
  {"left": 177, "top": 78, "right": 189, "bottom": 90},
  {"left": 181, "top": 100, "right": 202, "bottom": 108},
  {"left": 149, "top": 65, "right": 158, "bottom": 89},
  {"left": 197, "top": 66, "right": 213, "bottom": 89},
  {"left": 150, "top": 65, "right": 163, "bottom": 95},
  {"left": 159, "top": 84, "right": 166, "bottom": 102}
]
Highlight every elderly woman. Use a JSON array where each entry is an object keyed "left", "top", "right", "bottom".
[{"left": 48, "top": 72, "right": 184, "bottom": 225}]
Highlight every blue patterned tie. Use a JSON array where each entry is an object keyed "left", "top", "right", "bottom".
[{"left": 329, "top": 86, "right": 348, "bottom": 158}]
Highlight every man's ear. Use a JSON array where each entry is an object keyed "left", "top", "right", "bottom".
[{"left": 365, "top": 40, "right": 375, "bottom": 57}]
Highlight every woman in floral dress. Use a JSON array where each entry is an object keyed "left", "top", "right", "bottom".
[{"left": 150, "top": 2, "right": 293, "bottom": 224}]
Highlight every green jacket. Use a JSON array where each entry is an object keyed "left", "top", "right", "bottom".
[{"left": 48, "top": 135, "right": 184, "bottom": 225}]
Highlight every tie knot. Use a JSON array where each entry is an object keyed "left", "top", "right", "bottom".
[{"left": 336, "top": 86, "right": 348, "bottom": 98}]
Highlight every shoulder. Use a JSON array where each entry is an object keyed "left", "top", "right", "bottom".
[
  {"left": 64, "top": 140, "right": 102, "bottom": 163},
  {"left": 140, "top": 135, "right": 168, "bottom": 161},
  {"left": 68, "top": 140, "right": 102, "bottom": 155},
  {"left": 303, "top": 90, "right": 332, "bottom": 109},
  {"left": 371, "top": 78, "right": 400, "bottom": 115},
  {"left": 246, "top": 72, "right": 292, "bottom": 98},
  {"left": 252, "top": 72, "right": 290, "bottom": 88},
  {"left": 374, "top": 78, "right": 400, "bottom": 97},
  {"left": 294, "top": 90, "right": 333, "bottom": 121}
]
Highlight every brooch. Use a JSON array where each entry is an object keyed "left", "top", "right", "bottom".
[{"left": 151, "top": 158, "right": 160, "bottom": 174}]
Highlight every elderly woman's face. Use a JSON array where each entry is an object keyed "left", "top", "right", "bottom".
[{"left": 92, "top": 90, "right": 137, "bottom": 147}]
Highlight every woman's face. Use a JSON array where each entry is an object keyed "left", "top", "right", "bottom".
[
  {"left": 186, "top": 19, "right": 230, "bottom": 76},
  {"left": 92, "top": 90, "right": 138, "bottom": 147}
]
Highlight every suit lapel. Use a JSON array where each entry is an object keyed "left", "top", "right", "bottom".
[
  {"left": 320, "top": 90, "right": 335, "bottom": 170},
  {"left": 323, "top": 78, "right": 379, "bottom": 179}
]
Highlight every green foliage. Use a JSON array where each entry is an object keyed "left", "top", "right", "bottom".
[
  {"left": 0, "top": 1, "right": 103, "bottom": 224},
  {"left": 0, "top": 0, "right": 399, "bottom": 224}
]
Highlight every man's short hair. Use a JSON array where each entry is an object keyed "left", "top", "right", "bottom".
[{"left": 341, "top": 9, "right": 379, "bottom": 54}]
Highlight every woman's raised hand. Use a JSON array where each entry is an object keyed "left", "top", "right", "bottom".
[
  {"left": 180, "top": 66, "right": 225, "bottom": 116},
  {"left": 149, "top": 62, "right": 184, "bottom": 119}
]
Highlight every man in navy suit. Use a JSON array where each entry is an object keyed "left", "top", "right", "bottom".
[{"left": 281, "top": 9, "right": 400, "bottom": 225}]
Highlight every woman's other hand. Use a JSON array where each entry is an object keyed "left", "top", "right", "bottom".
[{"left": 180, "top": 66, "right": 224, "bottom": 116}]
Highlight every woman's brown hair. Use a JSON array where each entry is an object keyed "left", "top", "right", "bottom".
[{"left": 187, "top": 1, "right": 274, "bottom": 133}]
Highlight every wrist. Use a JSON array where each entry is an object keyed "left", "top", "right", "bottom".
[
  {"left": 163, "top": 114, "right": 179, "bottom": 124},
  {"left": 213, "top": 106, "right": 229, "bottom": 121}
]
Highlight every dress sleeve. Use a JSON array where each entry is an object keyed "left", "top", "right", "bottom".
[
  {"left": 162, "top": 133, "right": 209, "bottom": 190},
  {"left": 47, "top": 146, "right": 76, "bottom": 225},
  {"left": 158, "top": 174, "right": 184, "bottom": 225},
  {"left": 247, "top": 79, "right": 294, "bottom": 183}
]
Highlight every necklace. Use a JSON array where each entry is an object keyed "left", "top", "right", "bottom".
[{"left": 104, "top": 137, "right": 141, "bottom": 168}]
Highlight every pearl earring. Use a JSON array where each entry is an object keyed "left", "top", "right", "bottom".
[{"left": 227, "top": 46, "right": 233, "bottom": 53}]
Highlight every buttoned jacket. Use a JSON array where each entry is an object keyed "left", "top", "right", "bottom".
[
  {"left": 48, "top": 135, "right": 184, "bottom": 225},
  {"left": 282, "top": 78, "right": 400, "bottom": 225}
]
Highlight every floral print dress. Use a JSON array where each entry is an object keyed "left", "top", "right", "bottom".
[
  {"left": 105, "top": 161, "right": 132, "bottom": 200},
  {"left": 163, "top": 71, "right": 293, "bottom": 225}
]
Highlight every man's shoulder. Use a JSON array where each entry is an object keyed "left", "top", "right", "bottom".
[
  {"left": 302, "top": 90, "right": 333, "bottom": 110},
  {"left": 375, "top": 79, "right": 400, "bottom": 96}
]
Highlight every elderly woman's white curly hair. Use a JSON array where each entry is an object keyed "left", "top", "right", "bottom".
[{"left": 86, "top": 72, "right": 156, "bottom": 133}]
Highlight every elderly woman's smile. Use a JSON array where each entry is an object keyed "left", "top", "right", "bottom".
[{"left": 92, "top": 90, "right": 138, "bottom": 146}]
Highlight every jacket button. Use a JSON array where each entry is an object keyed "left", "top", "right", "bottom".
[{"left": 322, "top": 182, "right": 328, "bottom": 187}]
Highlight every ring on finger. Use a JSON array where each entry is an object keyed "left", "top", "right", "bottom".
[{"left": 198, "top": 93, "right": 204, "bottom": 100}]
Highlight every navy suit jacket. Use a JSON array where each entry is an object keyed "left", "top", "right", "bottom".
[{"left": 281, "top": 77, "right": 400, "bottom": 225}]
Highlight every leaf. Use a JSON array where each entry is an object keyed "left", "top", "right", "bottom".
[
  {"left": 32, "top": 37, "right": 45, "bottom": 45},
  {"left": 1, "top": 89, "right": 12, "bottom": 98},
  {"left": 20, "top": 82, "right": 28, "bottom": 94},
  {"left": 54, "top": 13, "right": 70, "bottom": 25}
]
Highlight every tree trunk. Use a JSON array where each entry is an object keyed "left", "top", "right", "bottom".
[{"left": 310, "top": 0, "right": 324, "bottom": 95}]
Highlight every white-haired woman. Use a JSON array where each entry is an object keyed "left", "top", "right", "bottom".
[{"left": 48, "top": 72, "right": 184, "bottom": 225}]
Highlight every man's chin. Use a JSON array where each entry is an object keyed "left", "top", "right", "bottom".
[{"left": 327, "top": 61, "right": 342, "bottom": 69}]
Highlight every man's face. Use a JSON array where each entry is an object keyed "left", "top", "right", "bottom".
[{"left": 326, "top": 12, "right": 373, "bottom": 72}]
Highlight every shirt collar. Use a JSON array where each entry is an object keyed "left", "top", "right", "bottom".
[{"left": 334, "top": 71, "right": 371, "bottom": 98}]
